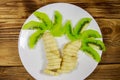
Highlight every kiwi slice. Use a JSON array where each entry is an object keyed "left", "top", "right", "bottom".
[
  {"left": 28, "top": 30, "right": 44, "bottom": 48},
  {"left": 81, "top": 46, "right": 101, "bottom": 62},
  {"left": 81, "top": 29, "right": 101, "bottom": 38},
  {"left": 73, "top": 18, "right": 92, "bottom": 35},
  {"left": 22, "top": 21, "right": 46, "bottom": 30},
  {"left": 84, "top": 38, "right": 106, "bottom": 51}
]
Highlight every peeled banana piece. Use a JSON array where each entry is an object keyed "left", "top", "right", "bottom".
[
  {"left": 42, "top": 32, "right": 61, "bottom": 76},
  {"left": 60, "top": 40, "right": 81, "bottom": 73},
  {"left": 43, "top": 33, "right": 82, "bottom": 75}
]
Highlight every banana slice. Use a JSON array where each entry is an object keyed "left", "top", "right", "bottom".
[
  {"left": 46, "top": 65, "right": 61, "bottom": 69},
  {"left": 44, "top": 69, "right": 59, "bottom": 76}
]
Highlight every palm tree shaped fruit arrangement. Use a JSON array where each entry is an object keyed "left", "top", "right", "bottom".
[
  {"left": 22, "top": 11, "right": 105, "bottom": 75},
  {"left": 59, "top": 18, "right": 105, "bottom": 73},
  {"left": 23, "top": 11, "right": 64, "bottom": 76}
]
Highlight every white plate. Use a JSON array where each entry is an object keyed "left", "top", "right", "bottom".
[{"left": 18, "top": 3, "right": 102, "bottom": 80}]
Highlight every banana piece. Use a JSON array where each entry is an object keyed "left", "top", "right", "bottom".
[
  {"left": 44, "top": 69, "right": 59, "bottom": 76},
  {"left": 42, "top": 32, "right": 62, "bottom": 75},
  {"left": 60, "top": 40, "right": 81, "bottom": 73}
]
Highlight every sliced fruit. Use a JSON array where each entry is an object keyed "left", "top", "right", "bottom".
[
  {"left": 84, "top": 38, "right": 106, "bottom": 51},
  {"left": 46, "top": 65, "right": 60, "bottom": 69},
  {"left": 22, "top": 21, "right": 46, "bottom": 30},
  {"left": 28, "top": 30, "right": 44, "bottom": 48},
  {"left": 51, "top": 11, "right": 63, "bottom": 36},
  {"left": 64, "top": 20, "right": 76, "bottom": 41},
  {"left": 73, "top": 18, "right": 92, "bottom": 35},
  {"left": 81, "top": 29, "right": 102, "bottom": 38},
  {"left": 81, "top": 46, "right": 101, "bottom": 62},
  {"left": 44, "top": 69, "right": 59, "bottom": 76},
  {"left": 34, "top": 11, "right": 52, "bottom": 29},
  {"left": 53, "top": 11, "right": 62, "bottom": 24},
  {"left": 47, "top": 58, "right": 61, "bottom": 63}
]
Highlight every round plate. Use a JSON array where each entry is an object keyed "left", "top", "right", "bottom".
[{"left": 18, "top": 3, "right": 102, "bottom": 80}]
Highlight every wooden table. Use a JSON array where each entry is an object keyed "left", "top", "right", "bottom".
[{"left": 0, "top": 0, "right": 120, "bottom": 80}]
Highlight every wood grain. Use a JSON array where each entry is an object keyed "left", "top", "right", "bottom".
[
  {"left": 0, "top": 0, "right": 46, "bottom": 19},
  {"left": 46, "top": 0, "right": 120, "bottom": 3},
  {"left": 46, "top": 0, "right": 120, "bottom": 19},
  {"left": 86, "top": 64, "right": 120, "bottom": 80},
  {"left": 96, "top": 19, "right": 120, "bottom": 64},
  {"left": 0, "top": 64, "right": 119, "bottom": 80},
  {"left": 0, "top": 66, "right": 34, "bottom": 80},
  {"left": 0, "top": 0, "right": 120, "bottom": 79},
  {"left": 0, "top": 0, "right": 120, "bottom": 19},
  {"left": 0, "top": 40, "right": 22, "bottom": 66}
]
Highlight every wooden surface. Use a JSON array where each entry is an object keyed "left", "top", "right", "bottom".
[{"left": 0, "top": 0, "right": 120, "bottom": 80}]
